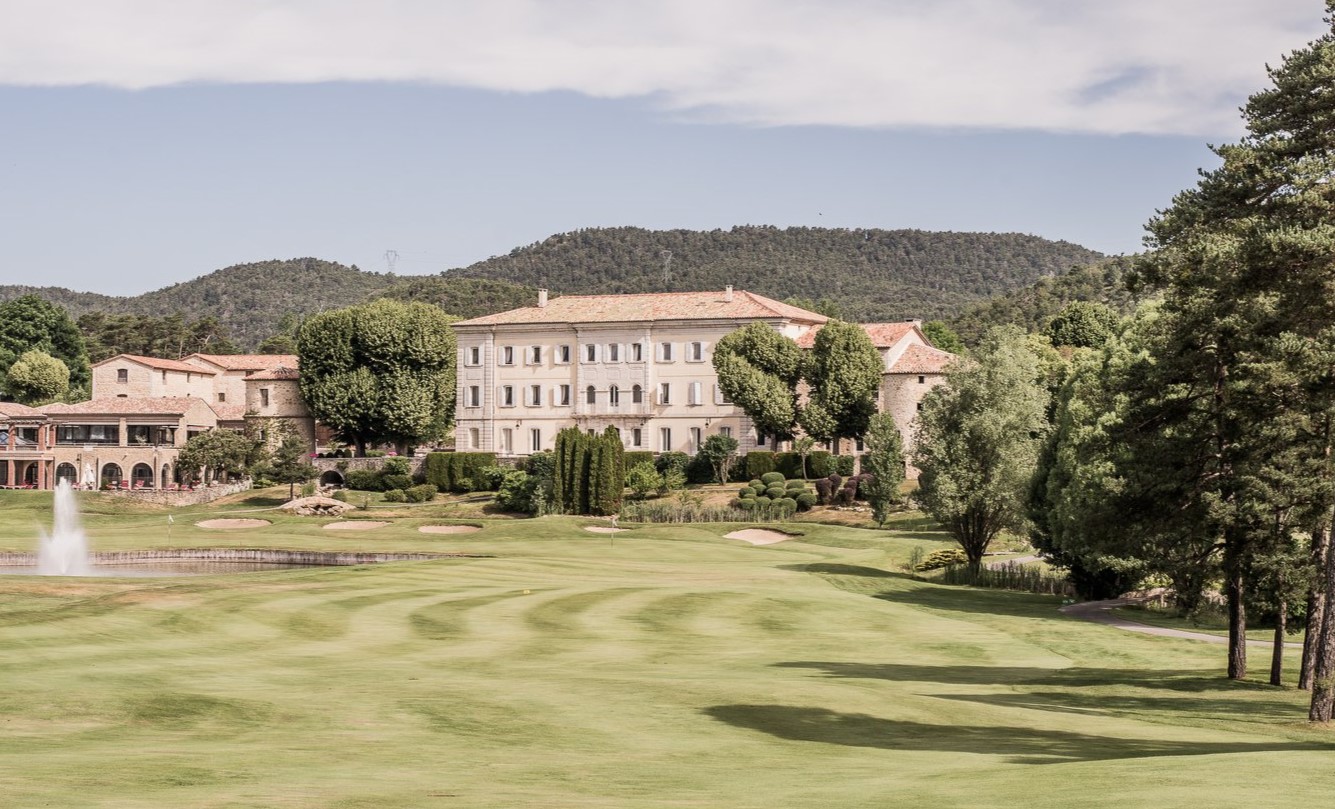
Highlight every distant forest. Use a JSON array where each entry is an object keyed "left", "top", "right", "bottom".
[{"left": 0, "top": 227, "right": 1106, "bottom": 350}]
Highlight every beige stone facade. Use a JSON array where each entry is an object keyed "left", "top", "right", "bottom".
[
  {"left": 92, "top": 355, "right": 217, "bottom": 400},
  {"left": 243, "top": 368, "right": 316, "bottom": 451},
  {"left": 453, "top": 289, "right": 827, "bottom": 456}
]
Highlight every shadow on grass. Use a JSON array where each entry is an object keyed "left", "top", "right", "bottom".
[
  {"left": 781, "top": 563, "right": 912, "bottom": 580},
  {"left": 703, "top": 704, "right": 1331, "bottom": 763},
  {"left": 775, "top": 661, "right": 1274, "bottom": 693},
  {"left": 871, "top": 582, "right": 1061, "bottom": 619},
  {"left": 931, "top": 691, "right": 1304, "bottom": 722}
]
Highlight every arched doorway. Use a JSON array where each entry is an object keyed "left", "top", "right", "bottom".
[
  {"left": 23, "top": 463, "right": 38, "bottom": 487},
  {"left": 131, "top": 463, "right": 154, "bottom": 489},
  {"left": 0, "top": 463, "right": 7, "bottom": 487},
  {"left": 161, "top": 465, "right": 171, "bottom": 489},
  {"left": 101, "top": 463, "right": 123, "bottom": 489},
  {"left": 319, "top": 470, "right": 345, "bottom": 487},
  {"left": 56, "top": 463, "right": 77, "bottom": 487}
]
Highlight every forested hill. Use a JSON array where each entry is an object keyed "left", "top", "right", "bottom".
[
  {"left": 447, "top": 226, "right": 1104, "bottom": 322},
  {"left": 0, "top": 228, "right": 1104, "bottom": 349}
]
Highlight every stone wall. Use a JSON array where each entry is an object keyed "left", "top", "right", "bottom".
[
  {"left": 311, "top": 456, "right": 426, "bottom": 484},
  {"left": 101, "top": 479, "right": 252, "bottom": 506},
  {"left": 0, "top": 548, "right": 487, "bottom": 566}
]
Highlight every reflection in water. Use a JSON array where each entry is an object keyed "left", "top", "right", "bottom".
[{"left": 0, "top": 561, "right": 324, "bottom": 578}]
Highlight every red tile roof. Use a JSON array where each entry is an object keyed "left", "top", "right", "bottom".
[
  {"left": 244, "top": 366, "right": 301, "bottom": 381},
  {"left": 189, "top": 353, "right": 300, "bottom": 371},
  {"left": 0, "top": 402, "right": 48, "bottom": 420},
  {"left": 889, "top": 343, "right": 956, "bottom": 374},
  {"left": 795, "top": 321, "right": 922, "bottom": 349},
  {"left": 39, "top": 396, "right": 209, "bottom": 416},
  {"left": 97, "top": 354, "right": 217, "bottom": 374},
  {"left": 211, "top": 403, "right": 248, "bottom": 421},
  {"left": 453, "top": 290, "right": 829, "bottom": 327}
]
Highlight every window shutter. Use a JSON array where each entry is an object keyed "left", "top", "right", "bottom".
[
  {"left": 713, "top": 384, "right": 723, "bottom": 405},
  {"left": 690, "top": 381, "right": 702, "bottom": 405}
]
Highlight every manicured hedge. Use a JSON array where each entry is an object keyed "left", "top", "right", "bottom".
[
  {"left": 807, "top": 451, "right": 834, "bottom": 479},
  {"left": 745, "top": 451, "right": 776, "bottom": 479},
  {"left": 424, "top": 452, "right": 497, "bottom": 493},
  {"left": 623, "top": 451, "right": 655, "bottom": 473}
]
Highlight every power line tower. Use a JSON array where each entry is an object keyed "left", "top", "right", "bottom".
[
  {"left": 384, "top": 250, "right": 399, "bottom": 273},
  {"left": 660, "top": 250, "right": 673, "bottom": 289}
]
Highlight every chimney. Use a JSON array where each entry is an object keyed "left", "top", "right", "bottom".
[
  {"left": 538, "top": 289, "right": 548, "bottom": 308},
  {"left": 724, "top": 285, "right": 734, "bottom": 302}
]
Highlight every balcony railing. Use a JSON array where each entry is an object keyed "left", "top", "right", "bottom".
[{"left": 575, "top": 401, "right": 655, "bottom": 417}]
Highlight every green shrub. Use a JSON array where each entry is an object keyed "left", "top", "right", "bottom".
[
  {"left": 772, "top": 452, "right": 804, "bottom": 479},
  {"left": 344, "top": 469, "right": 384, "bottom": 491},
  {"left": 776, "top": 496, "right": 798, "bottom": 512},
  {"left": 382, "top": 473, "right": 414, "bottom": 492},
  {"left": 366, "top": 449, "right": 387, "bottom": 457},
  {"left": 745, "top": 451, "right": 776, "bottom": 479},
  {"left": 785, "top": 479, "right": 806, "bottom": 491},
  {"left": 729, "top": 498, "right": 747, "bottom": 509},
  {"left": 685, "top": 454, "right": 715, "bottom": 484},
  {"left": 795, "top": 492, "right": 817, "bottom": 511},
  {"left": 655, "top": 452, "right": 690, "bottom": 476},
  {"left": 727, "top": 456, "right": 749, "bottom": 483},
  {"left": 331, "top": 489, "right": 350, "bottom": 502},
  {"left": 495, "top": 470, "right": 540, "bottom": 514},
  {"left": 748, "top": 479, "right": 764, "bottom": 490},
  {"left": 383, "top": 489, "right": 407, "bottom": 503},
  {"left": 753, "top": 495, "right": 772, "bottom": 505},
  {"left": 835, "top": 455, "right": 856, "bottom": 476},
  {"left": 404, "top": 484, "right": 438, "bottom": 503},
  {"left": 736, "top": 498, "right": 757, "bottom": 510},
  {"left": 424, "top": 452, "right": 498, "bottom": 493},
  {"left": 627, "top": 462, "right": 662, "bottom": 500},
  {"left": 382, "top": 456, "right": 411, "bottom": 476},
  {"left": 454, "top": 477, "right": 475, "bottom": 494},
  {"left": 760, "top": 471, "right": 785, "bottom": 486},
  {"left": 623, "top": 451, "right": 655, "bottom": 474},
  {"left": 916, "top": 548, "right": 969, "bottom": 571},
  {"left": 764, "top": 485, "right": 787, "bottom": 499},
  {"left": 738, "top": 485, "right": 756, "bottom": 497},
  {"left": 808, "top": 451, "right": 834, "bottom": 478},
  {"left": 476, "top": 465, "right": 509, "bottom": 491}
]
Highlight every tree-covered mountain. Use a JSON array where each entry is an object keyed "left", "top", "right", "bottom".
[
  {"left": 0, "top": 227, "right": 1105, "bottom": 349},
  {"left": 948, "top": 257, "right": 1139, "bottom": 344},
  {"left": 447, "top": 226, "right": 1104, "bottom": 322}
]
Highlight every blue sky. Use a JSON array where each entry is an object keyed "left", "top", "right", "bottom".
[{"left": 0, "top": 1, "right": 1325, "bottom": 295}]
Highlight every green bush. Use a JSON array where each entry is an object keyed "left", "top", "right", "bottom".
[
  {"left": 344, "top": 469, "right": 384, "bottom": 491},
  {"left": 916, "top": 548, "right": 970, "bottom": 571},
  {"left": 754, "top": 495, "right": 772, "bottom": 505},
  {"left": 772, "top": 452, "right": 803, "bottom": 479},
  {"left": 795, "top": 492, "right": 817, "bottom": 511},
  {"left": 748, "top": 479, "right": 764, "bottom": 490},
  {"left": 760, "top": 471, "right": 785, "bottom": 486},
  {"left": 424, "top": 452, "right": 498, "bottom": 493},
  {"left": 685, "top": 454, "right": 715, "bottom": 484},
  {"left": 729, "top": 498, "right": 747, "bottom": 509},
  {"left": 383, "top": 489, "right": 407, "bottom": 503},
  {"left": 655, "top": 452, "right": 690, "bottom": 476},
  {"left": 331, "top": 489, "right": 350, "bottom": 503},
  {"left": 627, "top": 462, "right": 662, "bottom": 500},
  {"left": 623, "top": 451, "right": 655, "bottom": 474},
  {"left": 727, "top": 456, "right": 749, "bottom": 483},
  {"left": 476, "top": 465, "right": 509, "bottom": 491},
  {"left": 404, "top": 484, "right": 438, "bottom": 503},
  {"left": 454, "top": 477, "right": 475, "bottom": 494},
  {"left": 764, "top": 485, "right": 787, "bottom": 499},
  {"left": 745, "top": 451, "right": 776, "bottom": 479},
  {"left": 785, "top": 479, "right": 807, "bottom": 491},
  {"left": 738, "top": 485, "right": 756, "bottom": 497},
  {"left": 808, "top": 451, "right": 834, "bottom": 478},
  {"left": 382, "top": 473, "right": 414, "bottom": 492},
  {"left": 495, "top": 470, "right": 540, "bottom": 514},
  {"left": 382, "top": 456, "right": 411, "bottom": 476},
  {"left": 835, "top": 455, "right": 856, "bottom": 476},
  {"left": 776, "top": 496, "right": 798, "bottom": 512},
  {"left": 736, "top": 498, "right": 757, "bottom": 510}
]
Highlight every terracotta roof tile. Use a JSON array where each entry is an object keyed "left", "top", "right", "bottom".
[
  {"left": 795, "top": 321, "right": 922, "bottom": 349},
  {"left": 211, "top": 403, "right": 248, "bottom": 421},
  {"left": 189, "top": 354, "right": 300, "bottom": 371},
  {"left": 96, "top": 354, "right": 217, "bottom": 374},
  {"left": 0, "top": 402, "right": 48, "bottom": 420},
  {"left": 244, "top": 366, "right": 301, "bottom": 381},
  {"left": 889, "top": 343, "right": 956, "bottom": 374},
  {"left": 38, "top": 396, "right": 208, "bottom": 416},
  {"left": 453, "top": 290, "right": 829, "bottom": 327}
]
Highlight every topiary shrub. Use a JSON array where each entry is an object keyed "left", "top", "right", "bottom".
[
  {"left": 916, "top": 548, "right": 969, "bottom": 571},
  {"left": 776, "top": 496, "right": 798, "bottom": 512},
  {"left": 795, "top": 492, "right": 817, "bottom": 511},
  {"left": 764, "top": 485, "right": 787, "bottom": 499},
  {"left": 737, "top": 498, "right": 757, "bottom": 510},
  {"left": 345, "top": 469, "right": 385, "bottom": 491},
  {"left": 738, "top": 486, "right": 756, "bottom": 498},
  {"left": 808, "top": 451, "right": 834, "bottom": 478},
  {"left": 383, "top": 489, "right": 407, "bottom": 503},
  {"left": 753, "top": 495, "right": 772, "bottom": 505},
  {"left": 814, "top": 477, "right": 833, "bottom": 504},
  {"left": 405, "top": 484, "right": 438, "bottom": 503},
  {"left": 785, "top": 479, "right": 806, "bottom": 492},
  {"left": 749, "top": 479, "right": 764, "bottom": 490},
  {"left": 746, "top": 451, "right": 776, "bottom": 479},
  {"left": 835, "top": 455, "right": 856, "bottom": 477},
  {"left": 383, "top": 473, "right": 414, "bottom": 492},
  {"left": 760, "top": 471, "right": 785, "bottom": 486},
  {"left": 729, "top": 498, "right": 748, "bottom": 509}
]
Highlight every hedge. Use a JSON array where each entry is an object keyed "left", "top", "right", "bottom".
[
  {"left": 808, "top": 451, "right": 834, "bottom": 478},
  {"left": 424, "top": 452, "right": 497, "bottom": 493},
  {"left": 745, "top": 451, "right": 776, "bottom": 479},
  {"left": 623, "top": 451, "right": 655, "bottom": 474}
]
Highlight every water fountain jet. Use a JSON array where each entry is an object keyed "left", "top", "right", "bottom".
[{"left": 38, "top": 480, "right": 90, "bottom": 576}]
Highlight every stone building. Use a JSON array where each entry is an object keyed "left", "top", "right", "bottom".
[
  {"left": 242, "top": 365, "right": 315, "bottom": 450},
  {"left": 0, "top": 402, "right": 54, "bottom": 489},
  {"left": 453, "top": 288, "right": 955, "bottom": 473}
]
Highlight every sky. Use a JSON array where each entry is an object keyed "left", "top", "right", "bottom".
[{"left": 0, "top": 1, "right": 1327, "bottom": 295}]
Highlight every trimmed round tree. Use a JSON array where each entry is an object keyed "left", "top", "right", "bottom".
[
  {"left": 297, "top": 299, "right": 456, "bottom": 456},
  {"left": 5, "top": 349, "right": 70, "bottom": 405}
]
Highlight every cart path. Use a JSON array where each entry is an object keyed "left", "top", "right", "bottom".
[{"left": 1060, "top": 598, "right": 1302, "bottom": 648}]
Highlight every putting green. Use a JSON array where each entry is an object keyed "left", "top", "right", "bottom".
[{"left": 0, "top": 490, "right": 1330, "bottom": 808}]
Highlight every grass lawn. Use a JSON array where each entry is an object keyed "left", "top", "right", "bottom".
[{"left": 0, "top": 489, "right": 1332, "bottom": 808}]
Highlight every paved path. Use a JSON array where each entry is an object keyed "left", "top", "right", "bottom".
[
  {"left": 984, "top": 554, "right": 1041, "bottom": 569},
  {"left": 1060, "top": 598, "right": 1302, "bottom": 648}
]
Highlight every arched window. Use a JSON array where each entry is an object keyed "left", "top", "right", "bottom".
[
  {"left": 586, "top": 385, "right": 597, "bottom": 405},
  {"left": 609, "top": 385, "right": 620, "bottom": 406},
  {"left": 56, "top": 463, "right": 77, "bottom": 486},
  {"left": 631, "top": 384, "right": 643, "bottom": 404},
  {"left": 131, "top": 463, "right": 154, "bottom": 489},
  {"left": 101, "top": 463, "right": 124, "bottom": 488}
]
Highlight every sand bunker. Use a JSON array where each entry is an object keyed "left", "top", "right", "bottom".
[
  {"left": 322, "top": 521, "right": 389, "bottom": 531},
  {"left": 418, "top": 525, "right": 481, "bottom": 535},
  {"left": 724, "top": 529, "right": 796, "bottom": 545},
  {"left": 195, "top": 519, "right": 270, "bottom": 530},
  {"left": 583, "top": 526, "right": 626, "bottom": 534}
]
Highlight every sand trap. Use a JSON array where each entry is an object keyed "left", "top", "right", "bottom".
[
  {"left": 322, "top": 521, "right": 389, "bottom": 531},
  {"left": 725, "top": 529, "right": 797, "bottom": 545},
  {"left": 195, "top": 519, "right": 270, "bottom": 530},
  {"left": 418, "top": 525, "right": 481, "bottom": 535},
  {"left": 583, "top": 526, "right": 626, "bottom": 534}
]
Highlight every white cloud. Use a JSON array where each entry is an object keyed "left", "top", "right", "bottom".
[{"left": 0, "top": 0, "right": 1324, "bottom": 135}]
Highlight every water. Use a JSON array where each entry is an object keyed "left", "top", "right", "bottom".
[
  {"left": 37, "top": 481, "right": 90, "bottom": 576},
  {"left": 0, "top": 561, "right": 322, "bottom": 578}
]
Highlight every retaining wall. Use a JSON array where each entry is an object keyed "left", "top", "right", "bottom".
[{"left": 0, "top": 548, "right": 487, "bottom": 567}]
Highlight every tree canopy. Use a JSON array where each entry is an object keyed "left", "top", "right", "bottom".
[
  {"left": 0, "top": 295, "right": 90, "bottom": 397},
  {"left": 4, "top": 350, "right": 70, "bottom": 405},
  {"left": 297, "top": 299, "right": 456, "bottom": 456}
]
